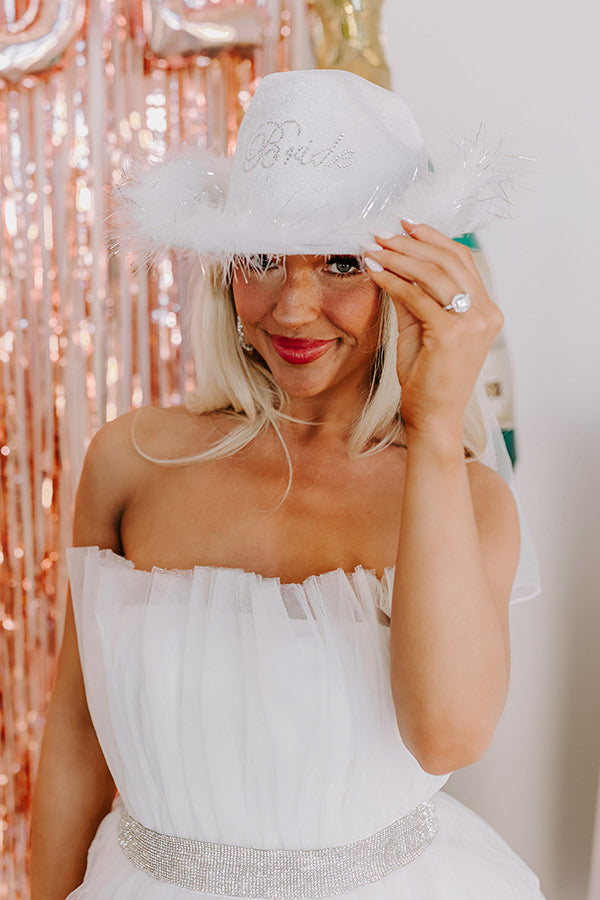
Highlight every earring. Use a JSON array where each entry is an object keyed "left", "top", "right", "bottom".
[{"left": 236, "top": 314, "right": 253, "bottom": 352}]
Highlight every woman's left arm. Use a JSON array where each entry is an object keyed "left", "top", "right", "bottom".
[{"left": 364, "top": 223, "right": 520, "bottom": 775}]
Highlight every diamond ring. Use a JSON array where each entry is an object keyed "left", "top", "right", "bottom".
[{"left": 444, "top": 292, "right": 471, "bottom": 313}]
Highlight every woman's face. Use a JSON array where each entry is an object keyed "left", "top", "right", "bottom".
[{"left": 232, "top": 255, "right": 381, "bottom": 402}]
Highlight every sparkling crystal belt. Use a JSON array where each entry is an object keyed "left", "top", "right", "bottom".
[{"left": 117, "top": 801, "right": 438, "bottom": 898}]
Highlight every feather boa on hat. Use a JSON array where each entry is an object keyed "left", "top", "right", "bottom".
[{"left": 108, "top": 128, "right": 531, "bottom": 279}]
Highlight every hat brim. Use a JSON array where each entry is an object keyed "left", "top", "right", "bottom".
[{"left": 109, "top": 128, "right": 531, "bottom": 277}]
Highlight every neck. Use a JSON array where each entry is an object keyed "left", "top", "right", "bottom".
[{"left": 277, "top": 380, "right": 371, "bottom": 449}]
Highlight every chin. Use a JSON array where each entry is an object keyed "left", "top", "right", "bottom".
[
  {"left": 273, "top": 370, "right": 334, "bottom": 399},
  {"left": 274, "top": 364, "right": 365, "bottom": 403}
]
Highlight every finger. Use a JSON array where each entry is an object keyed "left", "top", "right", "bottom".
[
  {"left": 373, "top": 231, "right": 479, "bottom": 289},
  {"left": 366, "top": 259, "right": 504, "bottom": 353},
  {"left": 376, "top": 221, "right": 480, "bottom": 280},
  {"left": 364, "top": 247, "right": 472, "bottom": 310},
  {"left": 405, "top": 221, "right": 481, "bottom": 279},
  {"left": 364, "top": 262, "right": 449, "bottom": 325}
]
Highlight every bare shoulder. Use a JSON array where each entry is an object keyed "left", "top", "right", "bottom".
[
  {"left": 73, "top": 410, "right": 140, "bottom": 551},
  {"left": 130, "top": 404, "right": 235, "bottom": 461},
  {"left": 85, "top": 404, "right": 229, "bottom": 468},
  {"left": 73, "top": 406, "right": 228, "bottom": 550}
]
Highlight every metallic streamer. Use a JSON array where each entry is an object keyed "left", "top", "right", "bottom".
[{"left": 0, "top": 0, "right": 310, "bottom": 894}]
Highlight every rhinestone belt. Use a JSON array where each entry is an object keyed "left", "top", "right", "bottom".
[{"left": 117, "top": 801, "right": 438, "bottom": 898}]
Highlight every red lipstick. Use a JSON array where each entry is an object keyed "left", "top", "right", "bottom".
[{"left": 270, "top": 335, "right": 336, "bottom": 365}]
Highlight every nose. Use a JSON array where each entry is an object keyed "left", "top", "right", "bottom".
[{"left": 270, "top": 262, "right": 321, "bottom": 330}]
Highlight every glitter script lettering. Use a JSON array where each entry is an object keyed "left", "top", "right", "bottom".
[{"left": 243, "top": 120, "right": 354, "bottom": 171}]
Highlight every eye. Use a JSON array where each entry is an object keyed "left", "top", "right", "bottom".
[{"left": 325, "top": 255, "right": 362, "bottom": 276}]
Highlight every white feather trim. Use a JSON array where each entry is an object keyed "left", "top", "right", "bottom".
[
  {"left": 107, "top": 129, "right": 532, "bottom": 276},
  {"left": 107, "top": 147, "right": 234, "bottom": 269},
  {"left": 399, "top": 126, "right": 532, "bottom": 237}
]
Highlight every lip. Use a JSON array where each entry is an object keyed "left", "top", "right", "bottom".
[{"left": 270, "top": 334, "right": 337, "bottom": 365}]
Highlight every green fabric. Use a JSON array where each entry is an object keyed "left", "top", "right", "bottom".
[
  {"left": 453, "top": 232, "right": 480, "bottom": 250},
  {"left": 502, "top": 429, "right": 517, "bottom": 467}
]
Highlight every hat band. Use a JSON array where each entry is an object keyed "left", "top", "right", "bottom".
[{"left": 117, "top": 800, "right": 438, "bottom": 898}]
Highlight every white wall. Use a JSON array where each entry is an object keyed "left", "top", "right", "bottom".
[{"left": 380, "top": 3, "right": 600, "bottom": 899}]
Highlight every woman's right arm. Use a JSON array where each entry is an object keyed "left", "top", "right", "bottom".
[
  {"left": 30, "top": 415, "right": 136, "bottom": 899},
  {"left": 29, "top": 587, "right": 118, "bottom": 899}
]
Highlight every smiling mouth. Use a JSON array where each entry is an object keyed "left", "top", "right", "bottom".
[{"left": 269, "top": 335, "right": 337, "bottom": 365}]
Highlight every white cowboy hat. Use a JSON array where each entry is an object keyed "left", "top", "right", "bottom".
[{"left": 111, "top": 68, "right": 528, "bottom": 275}]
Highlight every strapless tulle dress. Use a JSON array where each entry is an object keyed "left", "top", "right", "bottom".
[{"left": 65, "top": 546, "right": 545, "bottom": 899}]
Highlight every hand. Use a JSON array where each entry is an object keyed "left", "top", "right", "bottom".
[{"left": 363, "top": 221, "right": 503, "bottom": 443}]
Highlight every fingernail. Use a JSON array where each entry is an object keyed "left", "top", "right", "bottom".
[
  {"left": 360, "top": 240, "right": 381, "bottom": 252},
  {"left": 364, "top": 257, "right": 384, "bottom": 272},
  {"left": 372, "top": 229, "right": 395, "bottom": 240},
  {"left": 402, "top": 217, "right": 415, "bottom": 224}
]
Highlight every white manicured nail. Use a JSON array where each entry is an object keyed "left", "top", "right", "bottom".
[
  {"left": 364, "top": 257, "right": 384, "bottom": 272},
  {"left": 373, "top": 229, "right": 395, "bottom": 239},
  {"left": 360, "top": 240, "right": 381, "bottom": 252}
]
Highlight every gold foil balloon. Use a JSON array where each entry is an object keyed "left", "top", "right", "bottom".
[
  {"left": 141, "top": 0, "right": 267, "bottom": 62},
  {"left": 0, "top": 0, "right": 86, "bottom": 84},
  {"left": 308, "top": 0, "right": 390, "bottom": 88}
]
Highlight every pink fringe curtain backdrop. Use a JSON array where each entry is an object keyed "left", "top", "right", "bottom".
[{"left": 0, "top": 1, "right": 311, "bottom": 895}]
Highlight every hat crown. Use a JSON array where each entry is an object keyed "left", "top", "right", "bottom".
[{"left": 224, "top": 70, "right": 427, "bottom": 248}]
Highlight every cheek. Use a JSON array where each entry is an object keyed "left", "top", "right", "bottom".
[
  {"left": 231, "top": 279, "right": 272, "bottom": 320},
  {"left": 323, "top": 284, "right": 381, "bottom": 336}
]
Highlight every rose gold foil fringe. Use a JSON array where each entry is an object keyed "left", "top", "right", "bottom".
[{"left": 0, "top": 1, "right": 309, "bottom": 894}]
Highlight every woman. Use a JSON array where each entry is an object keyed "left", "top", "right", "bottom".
[{"left": 30, "top": 70, "right": 544, "bottom": 898}]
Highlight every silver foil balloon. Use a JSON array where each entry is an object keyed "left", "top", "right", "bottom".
[
  {"left": 0, "top": 0, "right": 86, "bottom": 83},
  {"left": 142, "top": 0, "right": 267, "bottom": 60}
]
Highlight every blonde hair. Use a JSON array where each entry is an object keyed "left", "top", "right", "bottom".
[{"left": 133, "top": 267, "right": 487, "bottom": 468}]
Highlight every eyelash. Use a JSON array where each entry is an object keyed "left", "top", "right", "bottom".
[{"left": 249, "top": 255, "right": 362, "bottom": 277}]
